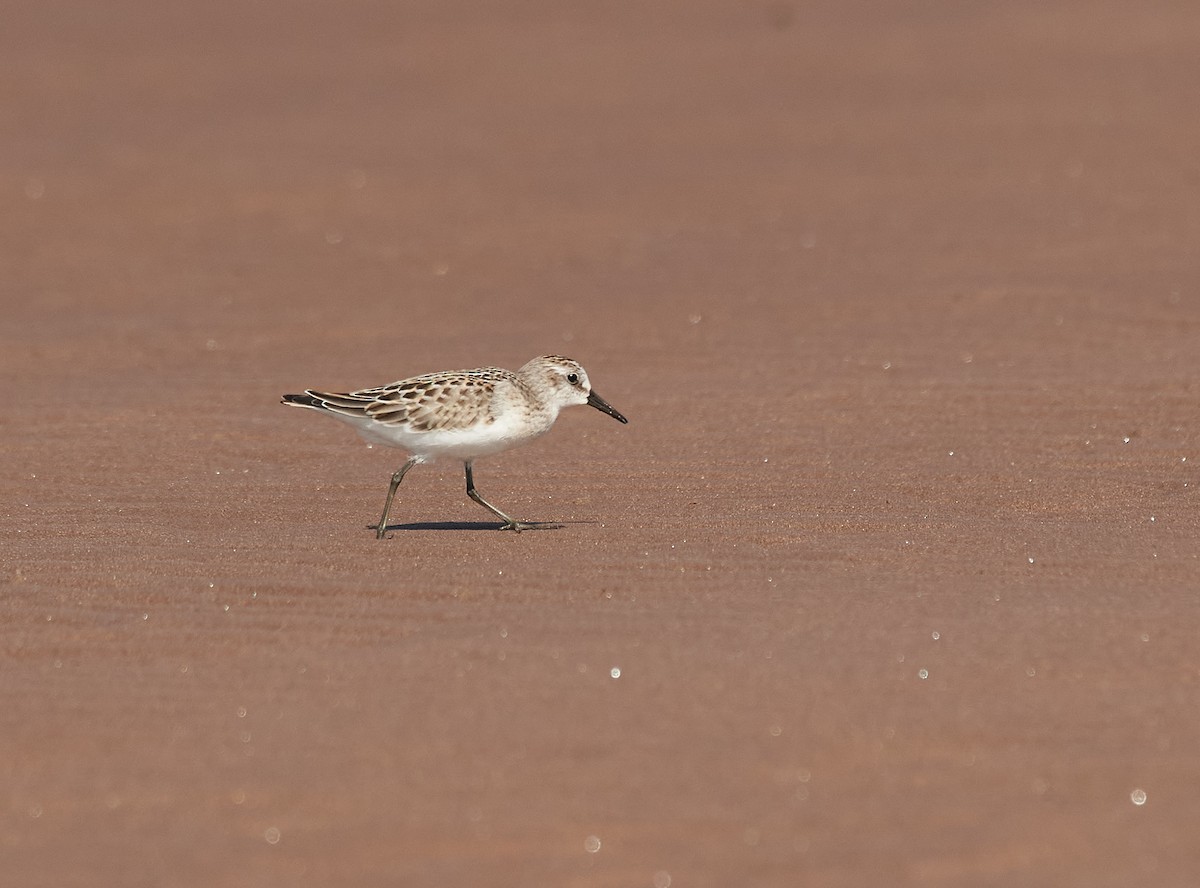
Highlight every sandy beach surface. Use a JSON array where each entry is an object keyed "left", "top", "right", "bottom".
[{"left": 4, "top": 2, "right": 1199, "bottom": 885}]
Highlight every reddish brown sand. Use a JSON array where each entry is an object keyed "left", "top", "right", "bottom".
[{"left": 4, "top": 2, "right": 1199, "bottom": 885}]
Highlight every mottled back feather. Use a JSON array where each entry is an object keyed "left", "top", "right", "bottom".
[{"left": 297, "top": 368, "right": 519, "bottom": 433}]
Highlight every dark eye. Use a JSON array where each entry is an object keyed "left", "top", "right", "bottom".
[{"left": 566, "top": 372, "right": 579, "bottom": 385}]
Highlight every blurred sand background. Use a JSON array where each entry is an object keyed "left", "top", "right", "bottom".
[{"left": 3, "top": 1, "right": 1200, "bottom": 885}]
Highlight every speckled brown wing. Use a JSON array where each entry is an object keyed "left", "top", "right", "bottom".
[{"left": 362, "top": 369, "right": 510, "bottom": 432}]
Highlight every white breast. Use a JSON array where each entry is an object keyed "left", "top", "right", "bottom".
[{"left": 332, "top": 403, "right": 557, "bottom": 462}]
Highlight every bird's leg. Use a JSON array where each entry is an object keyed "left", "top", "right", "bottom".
[
  {"left": 375, "top": 456, "right": 418, "bottom": 539},
  {"left": 464, "top": 460, "right": 528, "bottom": 531}
]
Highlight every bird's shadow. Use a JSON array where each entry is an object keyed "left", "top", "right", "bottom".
[{"left": 372, "top": 520, "right": 599, "bottom": 533}]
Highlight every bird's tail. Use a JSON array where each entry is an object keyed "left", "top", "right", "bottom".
[
  {"left": 281, "top": 392, "right": 326, "bottom": 409},
  {"left": 281, "top": 390, "right": 376, "bottom": 420}
]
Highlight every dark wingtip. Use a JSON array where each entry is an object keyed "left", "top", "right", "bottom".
[{"left": 281, "top": 392, "right": 323, "bottom": 408}]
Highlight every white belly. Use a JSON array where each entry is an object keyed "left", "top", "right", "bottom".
[{"left": 332, "top": 408, "right": 555, "bottom": 462}]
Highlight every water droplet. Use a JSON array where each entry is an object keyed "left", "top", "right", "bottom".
[
  {"left": 917, "top": 668, "right": 929, "bottom": 680},
  {"left": 1028, "top": 557, "right": 1035, "bottom": 564},
  {"left": 769, "top": 724, "right": 782, "bottom": 736},
  {"left": 610, "top": 667, "right": 621, "bottom": 679},
  {"left": 653, "top": 871, "right": 672, "bottom": 888},
  {"left": 264, "top": 827, "right": 282, "bottom": 844},
  {"left": 584, "top": 835, "right": 601, "bottom": 853},
  {"left": 236, "top": 706, "right": 247, "bottom": 718},
  {"left": 931, "top": 631, "right": 940, "bottom": 640},
  {"left": 1130, "top": 788, "right": 1147, "bottom": 806}
]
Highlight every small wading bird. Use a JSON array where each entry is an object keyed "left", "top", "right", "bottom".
[{"left": 282, "top": 355, "right": 628, "bottom": 537}]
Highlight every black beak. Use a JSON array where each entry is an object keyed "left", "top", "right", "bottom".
[{"left": 587, "top": 390, "right": 628, "bottom": 423}]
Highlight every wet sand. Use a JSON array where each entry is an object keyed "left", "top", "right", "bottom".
[{"left": 4, "top": 2, "right": 1200, "bottom": 885}]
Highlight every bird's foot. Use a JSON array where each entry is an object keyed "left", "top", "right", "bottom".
[{"left": 499, "top": 521, "right": 563, "bottom": 532}]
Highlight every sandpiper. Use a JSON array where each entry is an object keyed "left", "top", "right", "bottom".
[{"left": 282, "top": 355, "right": 627, "bottom": 537}]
